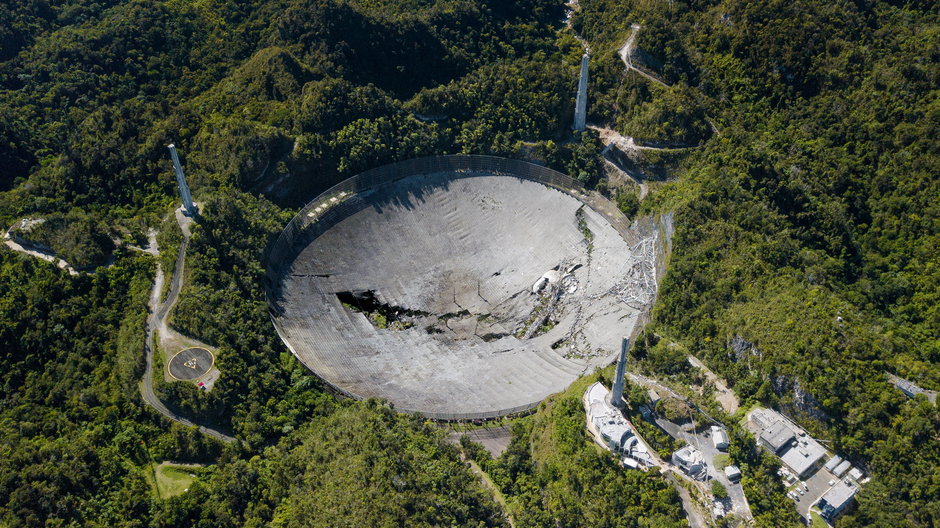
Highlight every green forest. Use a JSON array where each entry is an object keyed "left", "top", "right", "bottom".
[{"left": 0, "top": 0, "right": 937, "bottom": 526}]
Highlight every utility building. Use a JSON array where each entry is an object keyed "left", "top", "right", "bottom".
[
  {"left": 750, "top": 408, "right": 826, "bottom": 478},
  {"left": 832, "top": 460, "right": 852, "bottom": 477},
  {"left": 759, "top": 421, "right": 795, "bottom": 454},
  {"left": 819, "top": 481, "right": 857, "bottom": 520},
  {"left": 824, "top": 455, "right": 843, "bottom": 472},
  {"left": 711, "top": 426, "right": 729, "bottom": 450},
  {"left": 672, "top": 445, "right": 705, "bottom": 479}
]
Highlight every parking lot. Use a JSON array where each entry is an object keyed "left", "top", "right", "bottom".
[{"left": 781, "top": 465, "right": 839, "bottom": 519}]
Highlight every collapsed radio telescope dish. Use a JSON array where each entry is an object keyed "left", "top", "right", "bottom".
[{"left": 266, "top": 156, "right": 662, "bottom": 420}]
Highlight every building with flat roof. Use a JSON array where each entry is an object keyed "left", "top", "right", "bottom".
[
  {"left": 824, "top": 455, "right": 843, "bottom": 472},
  {"left": 833, "top": 460, "right": 852, "bottom": 477},
  {"left": 779, "top": 435, "right": 826, "bottom": 478},
  {"left": 759, "top": 421, "right": 796, "bottom": 454},
  {"left": 672, "top": 445, "right": 706, "bottom": 479},
  {"left": 820, "top": 481, "right": 857, "bottom": 520},
  {"left": 711, "top": 426, "right": 729, "bottom": 450},
  {"left": 749, "top": 407, "right": 827, "bottom": 478},
  {"left": 724, "top": 465, "right": 741, "bottom": 481}
]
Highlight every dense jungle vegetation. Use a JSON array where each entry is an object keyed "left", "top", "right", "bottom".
[{"left": 0, "top": 0, "right": 937, "bottom": 526}]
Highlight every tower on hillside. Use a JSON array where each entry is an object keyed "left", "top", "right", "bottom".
[
  {"left": 572, "top": 54, "right": 589, "bottom": 131},
  {"left": 167, "top": 144, "right": 197, "bottom": 216},
  {"left": 608, "top": 336, "right": 630, "bottom": 409}
]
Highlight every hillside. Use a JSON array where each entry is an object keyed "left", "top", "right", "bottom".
[{"left": 0, "top": 0, "right": 937, "bottom": 527}]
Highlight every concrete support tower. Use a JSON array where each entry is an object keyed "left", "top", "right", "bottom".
[
  {"left": 609, "top": 336, "right": 630, "bottom": 409},
  {"left": 573, "top": 54, "right": 589, "bottom": 131},
  {"left": 167, "top": 144, "right": 197, "bottom": 216}
]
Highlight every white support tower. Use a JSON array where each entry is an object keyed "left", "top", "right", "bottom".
[
  {"left": 609, "top": 336, "right": 630, "bottom": 409},
  {"left": 573, "top": 54, "right": 589, "bottom": 131},
  {"left": 167, "top": 144, "right": 197, "bottom": 216}
]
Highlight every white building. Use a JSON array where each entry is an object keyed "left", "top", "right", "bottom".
[
  {"left": 596, "top": 418, "right": 632, "bottom": 451},
  {"left": 820, "top": 481, "right": 857, "bottom": 520},
  {"left": 750, "top": 408, "right": 826, "bottom": 478},
  {"left": 584, "top": 382, "right": 654, "bottom": 468},
  {"left": 711, "top": 426, "right": 729, "bottom": 450},
  {"left": 833, "top": 460, "right": 852, "bottom": 477},
  {"left": 724, "top": 465, "right": 741, "bottom": 481},
  {"left": 672, "top": 445, "right": 705, "bottom": 479}
]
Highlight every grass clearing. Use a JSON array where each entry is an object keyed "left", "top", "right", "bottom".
[
  {"left": 810, "top": 511, "right": 829, "bottom": 528},
  {"left": 153, "top": 462, "right": 197, "bottom": 498},
  {"left": 713, "top": 453, "right": 732, "bottom": 470}
]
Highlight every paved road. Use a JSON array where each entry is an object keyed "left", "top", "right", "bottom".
[{"left": 140, "top": 209, "right": 235, "bottom": 444}]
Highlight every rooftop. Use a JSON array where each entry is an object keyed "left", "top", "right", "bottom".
[
  {"left": 711, "top": 426, "right": 729, "bottom": 447},
  {"left": 779, "top": 436, "right": 826, "bottom": 477},
  {"left": 673, "top": 445, "right": 704, "bottom": 465},
  {"left": 760, "top": 421, "right": 796, "bottom": 452},
  {"left": 824, "top": 455, "right": 843, "bottom": 472},
  {"left": 821, "top": 481, "right": 857, "bottom": 510},
  {"left": 750, "top": 407, "right": 828, "bottom": 477}
]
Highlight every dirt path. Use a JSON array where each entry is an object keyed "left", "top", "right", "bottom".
[
  {"left": 5, "top": 226, "right": 160, "bottom": 274},
  {"left": 565, "top": 0, "right": 590, "bottom": 53},
  {"left": 3, "top": 234, "right": 80, "bottom": 275},
  {"left": 618, "top": 24, "right": 670, "bottom": 88},
  {"left": 618, "top": 24, "right": 641, "bottom": 67},
  {"left": 688, "top": 354, "right": 740, "bottom": 414},
  {"left": 126, "top": 228, "right": 159, "bottom": 256},
  {"left": 665, "top": 473, "right": 708, "bottom": 528},
  {"left": 464, "top": 458, "right": 516, "bottom": 528},
  {"left": 140, "top": 208, "right": 235, "bottom": 444},
  {"left": 590, "top": 125, "right": 672, "bottom": 154}
]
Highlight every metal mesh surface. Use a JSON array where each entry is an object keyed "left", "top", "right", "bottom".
[{"left": 265, "top": 156, "right": 653, "bottom": 420}]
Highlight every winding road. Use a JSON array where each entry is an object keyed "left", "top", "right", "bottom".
[
  {"left": 619, "top": 24, "right": 670, "bottom": 88},
  {"left": 140, "top": 209, "right": 235, "bottom": 443}
]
